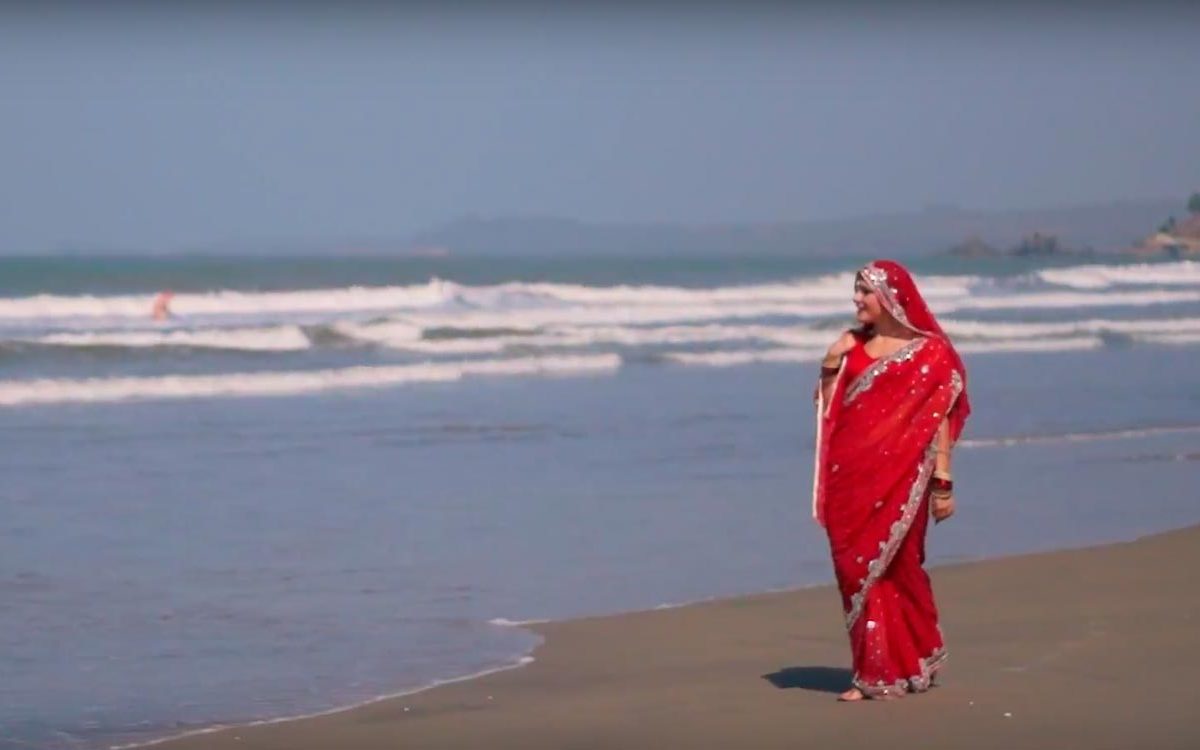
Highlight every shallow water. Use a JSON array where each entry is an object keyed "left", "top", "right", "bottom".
[{"left": 3, "top": 257, "right": 1198, "bottom": 749}]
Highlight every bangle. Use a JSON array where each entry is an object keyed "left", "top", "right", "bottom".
[{"left": 929, "top": 476, "right": 953, "bottom": 493}]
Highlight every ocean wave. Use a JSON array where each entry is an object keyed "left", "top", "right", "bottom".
[
  {"left": 1, "top": 266, "right": 1197, "bottom": 334},
  {"left": 338, "top": 321, "right": 837, "bottom": 354},
  {"left": 958, "top": 424, "right": 1200, "bottom": 449},
  {"left": 946, "top": 288, "right": 1200, "bottom": 312},
  {"left": 0, "top": 354, "right": 621, "bottom": 407},
  {"left": 6, "top": 314, "right": 1199, "bottom": 359},
  {"left": 659, "top": 336, "right": 1106, "bottom": 368},
  {"left": 0, "top": 279, "right": 461, "bottom": 323},
  {"left": 487, "top": 617, "right": 550, "bottom": 627},
  {"left": 334, "top": 288, "right": 1200, "bottom": 335},
  {"left": 364, "top": 316, "right": 1194, "bottom": 355},
  {"left": 0, "top": 276, "right": 853, "bottom": 324},
  {"left": 954, "top": 336, "right": 1105, "bottom": 353},
  {"left": 2, "top": 319, "right": 1191, "bottom": 405},
  {"left": 13, "top": 326, "right": 313, "bottom": 352},
  {"left": 662, "top": 348, "right": 824, "bottom": 368},
  {"left": 1139, "top": 331, "right": 1200, "bottom": 345},
  {"left": 942, "top": 316, "right": 1200, "bottom": 340},
  {"left": 1036, "top": 261, "right": 1200, "bottom": 290}
]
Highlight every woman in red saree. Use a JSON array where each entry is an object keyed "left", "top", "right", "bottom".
[{"left": 812, "top": 260, "right": 970, "bottom": 701}]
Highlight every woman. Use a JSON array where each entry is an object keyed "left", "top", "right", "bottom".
[{"left": 812, "top": 259, "right": 970, "bottom": 701}]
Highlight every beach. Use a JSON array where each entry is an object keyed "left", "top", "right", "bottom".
[
  {"left": 147, "top": 524, "right": 1200, "bottom": 750},
  {"left": 6, "top": 7, "right": 1200, "bottom": 747},
  {"left": 5, "top": 257, "right": 1200, "bottom": 748}
]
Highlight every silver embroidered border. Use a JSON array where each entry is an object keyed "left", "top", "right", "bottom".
[
  {"left": 843, "top": 337, "right": 926, "bottom": 405},
  {"left": 844, "top": 371, "right": 964, "bottom": 630},
  {"left": 853, "top": 647, "right": 948, "bottom": 698},
  {"left": 844, "top": 441, "right": 937, "bottom": 630},
  {"left": 847, "top": 373, "right": 963, "bottom": 696},
  {"left": 860, "top": 263, "right": 914, "bottom": 329}
]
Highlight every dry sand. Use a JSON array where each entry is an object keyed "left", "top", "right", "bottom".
[{"left": 154, "top": 526, "right": 1200, "bottom": 750}]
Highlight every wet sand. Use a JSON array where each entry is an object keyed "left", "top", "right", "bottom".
[{"left": 154, "top": 525, "right": 1200, "bottom": 750}]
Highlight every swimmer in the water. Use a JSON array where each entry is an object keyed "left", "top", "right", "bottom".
[{"left": 151, "top": 290, "right": 174, "bottom": 321}]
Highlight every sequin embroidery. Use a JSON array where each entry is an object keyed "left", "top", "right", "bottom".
[
  {"left": 861, "top": 263, "right": 914, "bottom": 329},
  {"left": 853, "top": 647, "right": 947, "bottom": 697},
  {"left": 844, "top": 441, "right": 937, "bottom": 629},
  {"left": 843, "top": 338, "right": 926, "bottom": 405}
]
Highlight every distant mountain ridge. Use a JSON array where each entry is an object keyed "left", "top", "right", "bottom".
[
  {"left": 26, "top": 198, "right": 1179, "bottom": 258},
  {"left": 409, "top": 199, "right": 1178, "bottom": 258}
]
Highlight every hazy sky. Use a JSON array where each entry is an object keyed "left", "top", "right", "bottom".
[{"left": 1, "top": 3, "right": 1197, "bottom": 252}]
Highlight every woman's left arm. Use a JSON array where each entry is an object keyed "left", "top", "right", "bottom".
[
  {"left": 931, "top": 417, "right": 955, "bottom": 522},
  {"left": 934, "top": 418, "right": 952, "bottom": 476}
]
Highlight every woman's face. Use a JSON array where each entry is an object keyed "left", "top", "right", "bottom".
[{"left": 853, "top": 276, "right": 885, "bottom": 325}]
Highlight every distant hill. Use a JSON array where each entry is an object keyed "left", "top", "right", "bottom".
[
  {"left": 407, "top": 199, "right": 1178, "bottom": 258},
  {"left": 39, "top": 198, "right": 1178, "bottom": 258},
  {"left": 1128, "top": 212, "right": 1200, "bottom": 258}
]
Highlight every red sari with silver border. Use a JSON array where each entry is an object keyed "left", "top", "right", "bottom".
[{"left": 812, "top": 260, "right": 969, "bottom": 697}]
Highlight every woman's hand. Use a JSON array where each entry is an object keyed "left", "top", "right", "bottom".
[
  {"left": 823, "top": 331, "right": 857, "bottom": 367},
  {"left": 931, "top": 492, "right": 955, "bottom": 524}
]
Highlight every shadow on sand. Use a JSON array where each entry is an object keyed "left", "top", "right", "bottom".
[{"left": 762, "top": 666, "right": 851, "bottom": 694}]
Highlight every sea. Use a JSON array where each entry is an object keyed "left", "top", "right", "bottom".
[{"left": 3, "top": 253, "right": 1198, "bottom": 749}]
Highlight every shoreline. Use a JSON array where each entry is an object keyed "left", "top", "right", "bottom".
[
  {"left": 142, "top": 523, "right": 1200, "bottom": 750},
  {"left": 110, "top": 584, "right": 807, "bottom": 750},
  {"left": 108, "top": 656, "right": 539, "bottom": 750}
]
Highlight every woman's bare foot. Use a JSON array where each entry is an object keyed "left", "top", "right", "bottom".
[{"left": 838, "top": 688, "right": 865, "bottom": 702}]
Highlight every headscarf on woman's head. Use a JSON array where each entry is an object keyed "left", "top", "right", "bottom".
[{"left": 858, "top": 259, "right": 971, "bottom": 441}]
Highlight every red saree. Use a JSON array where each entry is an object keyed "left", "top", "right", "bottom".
[{"left": 812, "top": 260, "right": 970, "bottom": 698}]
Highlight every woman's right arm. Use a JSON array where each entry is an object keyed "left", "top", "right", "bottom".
[{"left": 817, "top": 331, "right": 857, "bottom": 404}]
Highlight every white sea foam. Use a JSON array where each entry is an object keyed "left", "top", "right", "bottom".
[
  {"left": 4, "top": 327, "right": 1130, "bottom": 407},
  {"left": 4, "top": 262, "right": 1199, "bottom": 405},
  {"left": 7, "top": 311, "right": 1198, "bottom": 364},
  {"left": 328, "top": 320, "right": 424, "bottom": 346},
  {"left": 0, "top": 354, "right": 621, "bottom": 407},
  {"left": 942, "top": 288, "right": 1200, "bottom": 312},
  {"left": 958, "top": 424, "right": 1200, "bottom": 449},
  {"left": 954, "top": 336, "right": 1104, "bottom": 353},
  {"left": 344, "top": 288, "right": 1200, "bottom": 335},
  {"left": 302, "top": 316, "right": 1200, "bottom": 354},
  {"left": 1140, "top": 331, "right": 1200, "bottom": 345},
  {"left": 8, "top": 309, "right": 1200, "bottom": 360},
  {"left": 1036, "top": 261, "right": 1200, "bottom": 289},
  {"left": 2, "top": 265, "right": 1198, "bottom": 333},
  {"left": 24, "top": 326, "right": 312, "bottom": 352},
  {"left": 662, "top": 349, "right": 825, "bottom": 368},
  {"left": 661, "top": 335, "right": 1106, "bottom": 369},
  {"left": 943, "top": 316, "right": 1200, "bottom": 340},
  {"left": 0, "top": 280, "right": 459, "bottom": 323},
  {"left": 487, "top": 617, "right": 550, "bottom": 627}
]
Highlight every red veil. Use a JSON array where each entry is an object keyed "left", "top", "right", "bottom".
[{"left": 812, "top": 259, "right": 970, "bottom": 697}]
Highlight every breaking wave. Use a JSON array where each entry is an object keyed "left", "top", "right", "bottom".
[
  {"left": 3, "top": 262, "right": 1198, "bottom": 327},
  {"left": 0, "top": 354, "right": 622, "bottom": 407},
  {"left": 1035, "top": 260, "right": 1200, "bottom": 289},
  {"left": 3, "top": 258, "right": 1198, "bottom": 405}
]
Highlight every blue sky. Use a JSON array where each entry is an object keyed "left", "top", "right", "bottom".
[{"left": 1, "top": 3, "right": 1197, "bottom": 252}]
